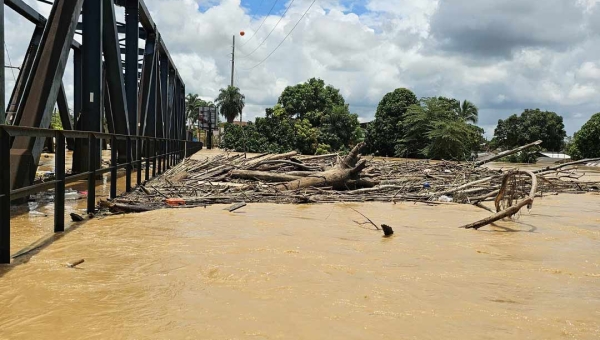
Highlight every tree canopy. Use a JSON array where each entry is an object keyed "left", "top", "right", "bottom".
[
  {"left": 277, "top": 78, "right": 345, "bottom": 120},
  {"left": 568, "top": 112, "right": 600, "bottom": 159},
  {"left": 492, "top": 109, "right": 566, "bottom": 152},
  {"left": 397, "top": 97, "right": 483, "bottom": 160},
  {"left": 222, "top": 78, "right": 360, "bottom": 155},
  {"left": 364, "top": 88, "right": 419, "bottom": 156},
  {"left": 215, "top": 86, "right": 245, "bottom": 123}
]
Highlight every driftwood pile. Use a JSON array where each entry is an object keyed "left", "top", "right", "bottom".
[{"left": 102, "top": 142, "right": 600, "bottom": 229}]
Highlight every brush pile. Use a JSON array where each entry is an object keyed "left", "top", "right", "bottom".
[{"left": 105, "top": 142, "right": 600, "bottom": 218}]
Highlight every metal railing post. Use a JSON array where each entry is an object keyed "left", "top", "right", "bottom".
[
  {"left": 87, "top": 134, "right": 96, "bottom": 213},
  {"left": 157, "top": 139, "right": 162, "bottom": 175},
  {"left": 0, "top": 127, "right": 11, "bottom": 264},
  {"left": 136, "top": 137, "right": 142, "bottom": 186},
  {"left": 110, "top": 135, "right": 117, "bottom": 198},
  {"left": 151, "top": 139, "right": 156, "bottom": 178},
  {"left": 145, "top": 137, "right": 150, "bottom": 181},
  {"left": 54, "top": 131, "right": 65, "bottom": 232},
  {"left": 125, "top": 137, "right": 132, "bottom": 192}
]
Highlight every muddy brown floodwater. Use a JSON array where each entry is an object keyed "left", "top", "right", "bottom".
[{"left": 1, "top": 151, "right": 600, "bottom": 339}]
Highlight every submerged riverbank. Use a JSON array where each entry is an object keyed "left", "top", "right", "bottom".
[{"left": 1, "top": 195, "right": 599, "bottom": 339}]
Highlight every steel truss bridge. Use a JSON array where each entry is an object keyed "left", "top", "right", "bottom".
[{"left": 0, "top": 0, "right": 201, "bottom": 264}]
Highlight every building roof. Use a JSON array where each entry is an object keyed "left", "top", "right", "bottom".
[{"left": 537, "top": 152, "right": 570, "bottom": 159}]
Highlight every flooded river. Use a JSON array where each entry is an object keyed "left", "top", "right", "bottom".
[
  {"left": 1, "top": 151, "right": 599, "bottom": 339},
  {"left": 1, "top": 195, "right": 600, "bottom": 339}
]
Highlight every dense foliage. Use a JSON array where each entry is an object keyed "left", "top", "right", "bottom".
[
  {"left": 221, "top": 79, "right": 361, "bottom": 155},
  {"left": 50, "top": 110, "right": 63, "bottom": 130},
  {"left": 396, "top": 97, "right": 483, "bottom": 160},
  {"left": 364, "top": 92, "right": 483, "bottom": 160},
  {"left": 364, "top": 88, "right": 418, "bottom": 156},
  {"left": 491, "top": 109, "right": 566, "bottom": 152},
  {"left": 568, "top": 113, "right": 600, "bottom": 160}
]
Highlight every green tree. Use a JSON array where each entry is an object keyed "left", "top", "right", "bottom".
[
  {"left": 222, "top": 79, "right": 361, "bottom": 155},
  {"left": 50, "top": 109, "right": 63, "bottom": 130},
  {"left": 492, "top": 109, "right": 566, "bottom": 151},
  {"left": 397, "top": 97, "right": 483, "bottom": 160},
  {"left": 185, "top": 93, "right": 202, "bottom": 129},
  {"left": 215, "top": 86, "right": 245, "bottom": 123},
  {"left": 569, "top": 112, "right": 600, "bottom": 159},
  {"left": 454, "top": 99, "right": 479, "bottom": 124},
  {"left": 278, "top": 78, "right": 345, "bottom": 119},
  {"left": 318, "top": 105, "right": 360, "bottom": 151},
  {"left": 365, "top": 88, "right": 418, "bottom": 156}
]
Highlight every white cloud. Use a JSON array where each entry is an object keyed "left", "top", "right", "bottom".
[{"left": 3, "top": 0, "right": 600, "bottom": 137}]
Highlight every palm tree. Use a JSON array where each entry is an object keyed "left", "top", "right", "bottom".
[
  {"left": 214, "top": 86, "right": 245, "bottom": 123},
  {"left": 455, "top": 100, "right": 478, "bottom": 124},
  {"left": 185, "top": 93, "right": 204, "bottom": 129}
]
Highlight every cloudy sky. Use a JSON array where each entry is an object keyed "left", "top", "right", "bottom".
[{"left": 5, "top": 0, "right": 600, "bottom": 137}]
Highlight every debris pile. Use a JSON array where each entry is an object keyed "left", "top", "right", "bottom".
[{"left": 104, "top": 142, "right": 600, "bottom": 227}]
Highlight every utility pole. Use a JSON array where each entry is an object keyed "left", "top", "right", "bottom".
[
  {"left": 230, "top": 35, "right": 235, "bottom": 87},
  {"left": 230, "top": 34, "right": 242, "bottom": 123}
]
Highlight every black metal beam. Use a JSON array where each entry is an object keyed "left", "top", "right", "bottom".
[
  {"left": 102, "top": 0, "right": 129, "bottom": 137},
  {"left": 6, "top": 25, "right": 43, "bottom": 126},
  {"left": 103, "top": 75, "right": 115, "bottom": 134},
  {"left": 9, "top": 0, "right": 84, "bottom": 190},
  {"left": 77, "top": 22, "right": 147, "bottom": 39},
  {"left": 125, "top": 0, "right": 139, "bottom": 137},
  {"left": 5, "top": 0, "right": 46, "bottom": 26},
  {"left": 138, "top": 33, "right": 156, "bottom": 136},
  {"left": 159, "top": 53, "right": 168, "bottom": 138},
  {"left": 56, "top": 84, "right": 75, "bottom": 150},
  {"left": 73, "top": 0, "right": 103, "bottom": 173},
  {"left": 180, "top": 82, "right": 186, "bottom": 139},
  {"left": 167, "top": 68, "right": 175, "bottom": 140},
  {"left": 119, "top": 47, "right": 144, "bottom": 55},
  {"left": 73, "top": 47, "right": 82, "bottom": 128},
  {"left": 6, "top": 0, "right": 81, "bottom": 50},
  {"left": 138, "top": 0, "right": 155, "bottom": 33},
  {"left": 0, "top": 128, "right": 10, "bottom": 263}
]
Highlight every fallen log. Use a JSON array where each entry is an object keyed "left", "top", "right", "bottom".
[
  {"left": 284, "top": 171, "right": 318, "bottom": 177},
  {"left": 244, "top": 151, "right": 298, "bottom": 168},
  {"left": 462, "top": 170, "right": 537, "bottom": 230},
  {"left": 224, "top": 202, "right": 246, "bottom": 212},
  {"left": 534, "top": 157, "right": 600, "bottom": 174},
  {"left": 250, "top": 160, "right": 319, "bottom": 171},
  {"left": 230, "top": 170, "right": 301, "bottom": 182},
  {"left": 99, "top": 200, "right": 152, "bottom": 213},
  {"left": 297, "top": 153, "right": 338, "bottom": 161},
  {"left": 274, "top": 143, "right": 366, "bottom": 191},
  {"left": 475, "top": 140, "right": 542, "bottom": 167}
]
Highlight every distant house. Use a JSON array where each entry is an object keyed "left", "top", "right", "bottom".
[{"left": 535, "top": 151, "right": 571, "bottom": 164}]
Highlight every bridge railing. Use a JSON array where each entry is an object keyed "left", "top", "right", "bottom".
[{"left": 0, "top": 125, "right": 203, "bottom": 264}]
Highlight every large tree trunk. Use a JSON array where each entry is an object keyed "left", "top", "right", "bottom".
[
  {"left": 274, "top": 143, "right": 366, "bottom": 191},
  {"left": 230, "top": 170, "right": 301, "bottom": 182}
]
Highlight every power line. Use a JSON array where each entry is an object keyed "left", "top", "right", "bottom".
[
  {"left": 241, "top": 0, "right": 297, "bottom": 58},
  {"left": 243, "top": 0, "right": 316, "bottom": 71},
  {"left": 4, "top": 42, "right": 16, "bottom": 81},
  {"left": 240, "top": 0, "right": 280, "bottom": 47}
]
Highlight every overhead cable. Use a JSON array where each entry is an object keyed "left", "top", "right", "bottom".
[
  {"left": 243, "top": 0, "right": 317, "bottom": 71},
  {"left": 241, "top": 0, "right": 297, "bottom": 58},
  {"left": 240, "top": 0, "right": 280, "bottom": 47}
]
